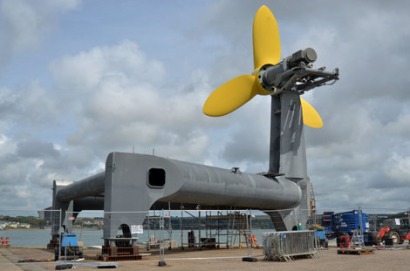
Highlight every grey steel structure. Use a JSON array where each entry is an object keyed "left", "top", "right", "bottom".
[{"left": 48, "top": 13, "right": 339, "bottom": 246}]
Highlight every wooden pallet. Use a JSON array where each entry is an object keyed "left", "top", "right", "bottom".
[
  {"left": 99, "top": 254, "right": 142, "bottom": 261},
  {"left": 337, "top": 248, "right": 375, "bottom": 255},
  {"left": 100, "top": 246, "right": 142, "bottom": 261}
]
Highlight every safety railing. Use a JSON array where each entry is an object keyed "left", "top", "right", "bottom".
[{"left": 263, "top": 230, "right": 319, "bottom": 261}]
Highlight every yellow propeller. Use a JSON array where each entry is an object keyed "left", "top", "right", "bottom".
[
  {"left": 300, "top": 98, "right": 323, "bottom": 128},
  {"left": 203, "top": 5, "right": 323, "bottom": 128},
  {"left": 252, "top": 5, "right": 281, "bottom": 69}
]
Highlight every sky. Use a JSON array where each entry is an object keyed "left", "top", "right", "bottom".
[{"left": 0, "top": 0, "right": 409, "bottom": 214}]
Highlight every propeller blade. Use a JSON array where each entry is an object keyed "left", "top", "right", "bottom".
[
  {"left": 300, "top": 98, "right": 323, "bottom": 128},
  {"left": 203, "top": 75, "right": 257, "bottom": 117},
  {"left": 253, "top": 5, "right": 281, "bottom": 69}
]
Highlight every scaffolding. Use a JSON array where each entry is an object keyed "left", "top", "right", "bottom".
[
  {"left": 307, "top": 178, "right": 316, "bottom": 218},
  {"left": 141, "top": 209, "right": 252, "bottom": 250},
  {"left": 204, "top": 211, "right": 249, "bottom": 248}
]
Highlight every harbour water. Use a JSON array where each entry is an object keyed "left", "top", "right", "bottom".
[{"left": 0, "top": 229, "right": 103, "bottom": 247}]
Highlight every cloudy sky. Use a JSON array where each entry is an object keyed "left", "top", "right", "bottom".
[{"left": 0, "top": 0, "right": 409, "bottom": 214}]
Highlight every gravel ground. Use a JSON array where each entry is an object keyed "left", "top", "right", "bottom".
[{"left": 1, "top": 245, "right": 409, "bottom": 271}]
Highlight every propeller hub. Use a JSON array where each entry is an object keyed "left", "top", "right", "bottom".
[{"left": 259, "top": 64, "right": 284, "bottom": 92}]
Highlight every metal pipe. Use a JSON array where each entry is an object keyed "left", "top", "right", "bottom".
[{"left": 56, "top": 172, "right": 105, "bottom": 202}]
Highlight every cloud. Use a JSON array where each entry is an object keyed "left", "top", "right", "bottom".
[
  {"left": 0, "top": 1, "right": 409, "bottom": 214},
  {"left": 0, "top": 0, "right": 80, "bottom": 71},
  {"left": 0, "top": 83, "right": 58, "bottom": 134},
  {"left": 51, "top": 40, "right": 164, "bottom": 91},
  {"left": 50, "top": 41, "right": 213, "bottom": 163},
  {"left": 16, "top": 139, "right": 59, "bottom": 159},
  {"left": 384, "top": 153, "right": 410, "bottom": 186}
]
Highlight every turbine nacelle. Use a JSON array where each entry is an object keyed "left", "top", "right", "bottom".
[{"left": 258, "top": 48, "right": 339, "bottom": 95}]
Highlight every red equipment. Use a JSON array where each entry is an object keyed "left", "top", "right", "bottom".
[
  {"left": 377, "top": 217, "right": 410, "bottom": 244},
  {"left": 339, "top": 234, "right": 350, "bottom": 248}
]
